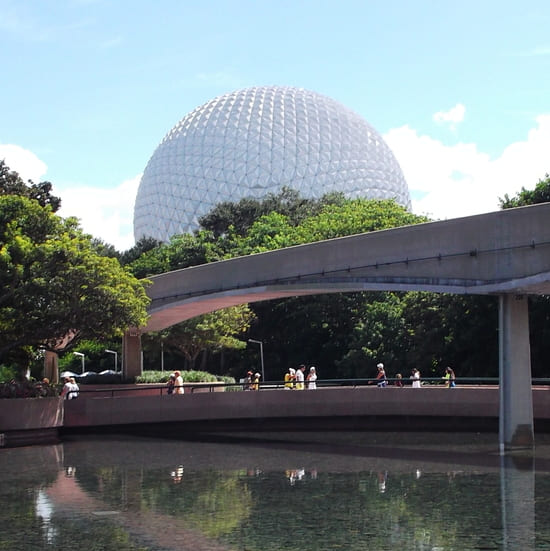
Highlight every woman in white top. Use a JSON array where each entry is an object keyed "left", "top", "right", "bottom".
[
  {"left": 411, "top": 368, "right": 421, "bottom": 388},
  {"left": 307, "top": 366, "right": 317, "bottom": 390},
  {"left": 174, "top": 370, "right": 184, "bottom": 394},
  {"left": 61, "top": 377, "right": 79, "bottom": 399}
]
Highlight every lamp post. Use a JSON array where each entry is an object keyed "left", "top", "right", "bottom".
[
  {"left": 105, "top": 349, "right": 118, "bottom": 372},
  {"left": 73, "top": 351, "right": 85, "bottom": 373},
  {"left": 248, "top": 339, "right": 265, "bottom": 383}
]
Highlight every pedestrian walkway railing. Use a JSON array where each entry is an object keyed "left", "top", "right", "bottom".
[{"left": 67, "top": 377, "right": 550, "bottom": 398}]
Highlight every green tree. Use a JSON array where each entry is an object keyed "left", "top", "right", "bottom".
[
  {"left": 336, "top": 292, "right": 408, "bottom": 379},
  {"left": 220, "top": 198, "right": 427, "bottom": 256},
  {"left": 119, "top": 235, "right": 162, "bottom": 266},
  {"left": 127, "top": 231, "right": 223, "bottom": 278},
  {"left": 499, "top": 174, "right": 550, "bottom": 208},
  {"left": 0, "top": 195, "right": 150, "bottom": 365},
  {"left": 90, "top": 237, "right": 119, "bottom": 259},
  {"left": 400, "top": 292, "right": 499, "bottom": 379},
  {"left": 198, "top": 186, "right": 346, "bottom": 238},
  {"left": 162, "top": 305, "right": 256, "bottom": 369},
  {"left": 0, "top": 159, "right": 61, "bottom": 211},
  {"left": 292, "top": 198, "right": 427, "bottom": 242},
  {"left": 225, "top": 211, "right": 296, "bottom": 256}
]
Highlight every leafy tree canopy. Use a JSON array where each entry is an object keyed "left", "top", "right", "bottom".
[
  {"left": 0, "top": 159, "right": 61, "bottom": 212},
  {"left": 119, "top": 236, "right": 163, "bottom": 266},
  {"left": 198, "top": 186, "right": 347, "bottom": 238},
  {"left": 160, "top": 305, "right": 256, "bottom": 369},
  {"left": 127, "top": 230, "right": 224, "bottom": 279},
  {"left": 499, "top": 173, "right": 550, "bottom": 208},
  {"left": 0, "top": 195, "right": 150, "bottom": 363},
  {"left": 224, "top": 198, "right": 428, "bottom": 256}
]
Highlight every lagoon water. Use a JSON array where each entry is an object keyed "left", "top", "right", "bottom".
[{"left": 2, "top": 431, "right": 550, "bottom": 550}]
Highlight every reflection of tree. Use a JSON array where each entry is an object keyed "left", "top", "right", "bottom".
[
  {"left": 185, "top": 476, "right": 253, "bottom": 538},
  {"left": 46, "top": 517, "right": 146, "bottom": 550},
  {"left": 0, "top": 487, "right": 41, "bottom": 549},
  {"left": 27, "top": 459, "right": 550, "bottom": 551},
  {"left": 76, "top": 466, "right": 127, "bottom": 506},
  {"left": 77, "top": 466, "right": 254, "bottom": 540},
  {"left": 142, "top": 470, "right": 253, "bottom": 538},
  {"left": 219, "top": 471, "right": 507, "bottom": 551},
  {"left": 71, "top": 466, "right": 499, "bottom": 550}
]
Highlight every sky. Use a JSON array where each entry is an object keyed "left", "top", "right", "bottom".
[{"left": 1, "top": 0, "right": 549, "bottom": 251}]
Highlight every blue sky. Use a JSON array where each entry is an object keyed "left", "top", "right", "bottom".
[{"left": 1, "top": 0, "right": 549, "bottom": 250}]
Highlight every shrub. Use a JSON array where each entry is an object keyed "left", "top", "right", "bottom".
[
  {"left": 0, "top": 378, "right": 59, "bottom": 399},
  {"left": 136, "top": 370, "right": 236, "bottom": 389},
  {"left": 0, "top": 365, "right": 17, "bottom": 383}
]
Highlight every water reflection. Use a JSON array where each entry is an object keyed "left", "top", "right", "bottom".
[
  {"left": 1, "top": 432, "right": 550, "bottom": 550},
  {"left": 501, "top": 454, "right": 535, "bottom": 550}
]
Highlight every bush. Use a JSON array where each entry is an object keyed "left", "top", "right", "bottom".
[
  {"left": 0, "top": 365, "right": 17, "bottom": 383},
  {"left": 0, "top": 378, "right": 59, "bottom": 399},
  {"left": 136, "top": 370, "right": 236, "bottom": 388}
]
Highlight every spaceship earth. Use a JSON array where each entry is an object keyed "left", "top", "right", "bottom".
[{"left": 134, "top": 86, "right": 410, "bottom": 242}]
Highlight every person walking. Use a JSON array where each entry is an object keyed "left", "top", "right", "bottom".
[
  {"left": 411, "top": 368, "right": 421, "bottom": 388},
  {"left": 443, "top": 366, "right": 456, "bottom": 388},
  {"left": 61, "top": 376, "right": 79, "bottom": 399},
  {"left": 375, "top": 363, "right": 387, "bottom": 387},
  {"left": 306, "top": 366, "right": 317, "bottom": 390},
  {"left": 252, "top": 372, "right": 261, "bottom": 390},
  {"left": 60, "top": 376, "right": 72, "bottom": 400},
  {"left": 284, "top": 367, "right": 296, "bottom": 389},
  {"left": 174, "top": 370, "right": 184, "bottom": 394},
  {"left": 295, "top": 365, "right": 306, "bottom": 390},
  {"left": 167, "top": 373, "right": 175, "bottom": 395},
  {"left": 394, "top": 373, "right": 404, "bottom": 387}
]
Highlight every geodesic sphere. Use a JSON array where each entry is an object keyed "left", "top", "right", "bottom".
[{"left": 134, "top": 86, "right": 410, "bottom": 241}]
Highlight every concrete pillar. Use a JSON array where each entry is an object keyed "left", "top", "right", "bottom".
[
  {"left": 122, "top": 329, "right": 142, "bottom": 380},
  {"left": 498, "top": 294, "right": 534, "bottom": 451}
]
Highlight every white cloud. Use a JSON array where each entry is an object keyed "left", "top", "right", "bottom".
[
  {"left": 0, "top": 143, "right": 139, "bottom": 251},
  {"left": 0, "top": 144, "right": 48, "bottom": 182},
  {"left": 384, "top": 114, "right": 550, "bottom": 220},
  {"left": 432, "top": 103, "right": 466, "bottom": 131},
  {"left": 56, "top": 174, "right": 141, "bottom": 252}
]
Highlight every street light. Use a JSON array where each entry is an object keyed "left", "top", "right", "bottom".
[
  {"left": 105, "top": 349, "right": 118, "bottom": 372},
  {"left": 73, "top": 351, "right": 85, "bottom": 373},
  {"left": 248, "top": 339, "right": 265, "bottom": 383}
]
